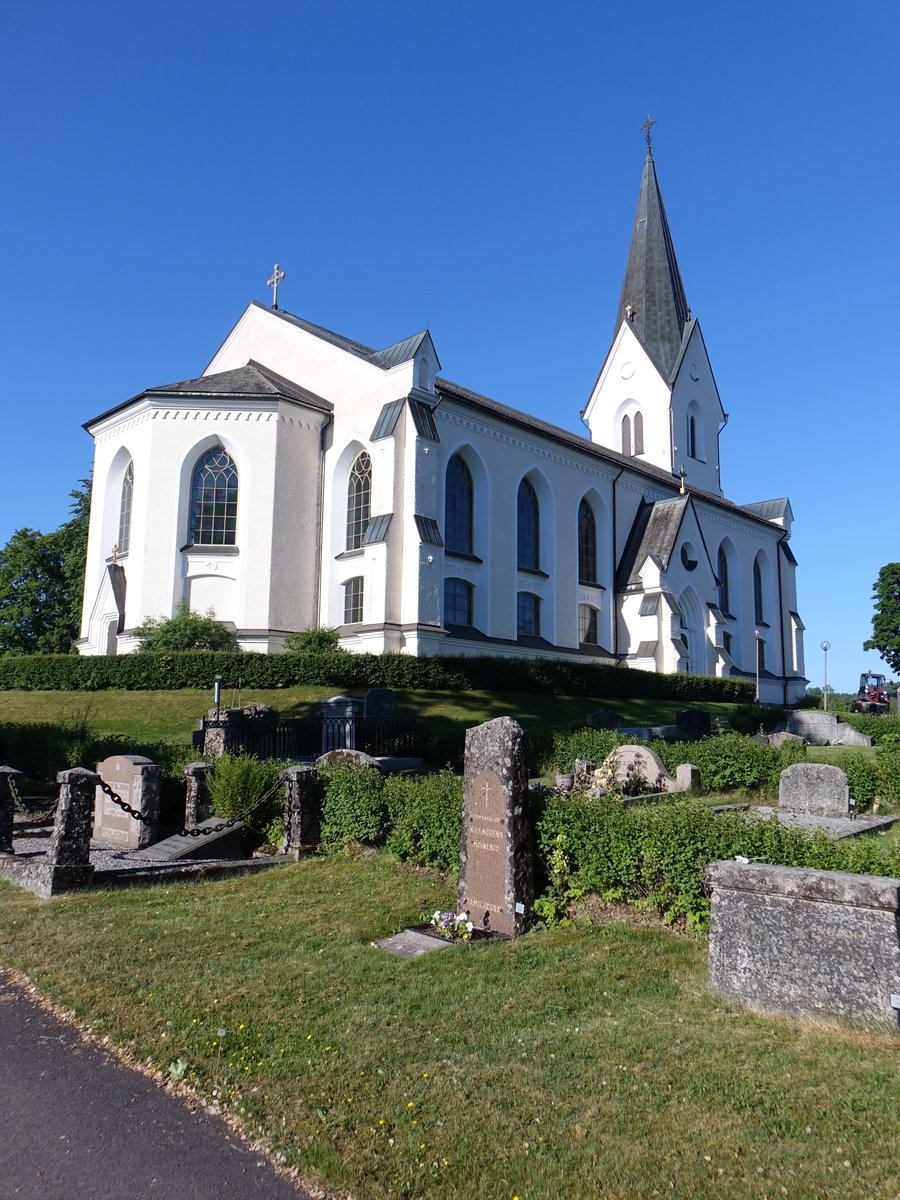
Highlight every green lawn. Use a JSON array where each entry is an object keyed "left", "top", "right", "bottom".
[
  {"left": 0, "top": 687, "right": 735, "bottom": 754},
  {"left": 0, "top": 855, "right": 897, "bottom": 1200}
]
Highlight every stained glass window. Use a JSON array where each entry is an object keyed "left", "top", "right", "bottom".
[
  {"left": 753, "top": 558, "right": 764, "bottom": 623},
  {"left": 578, "top": 499, "right": 596, "bottom": 585},
  {"left": 346, "top": 451, "right": 372, "bottom": 551},
  {"left": 717, "top": 545, "right": 730, "bottom": 614},
  {"left": 189, "top": 446, "right": 238, "bottom": 546},
  {"left": 444, "top": 578, "right": 473, "bottom": 626},
  {"left": 118, "top": 460, "right": 134, "bottom": 554},
  {"left": 344, "top": 577, "right": 364, "bottom": 624},
  {"left": 517, "top": 478, "right": 539, "bottom": 570},
  {"left": 445, "top": 455, "right": 473, "bottom": 554}
]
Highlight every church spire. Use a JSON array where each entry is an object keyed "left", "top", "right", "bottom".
[{"left": 614, "top": 125, "right": 690, "bottom": 379}]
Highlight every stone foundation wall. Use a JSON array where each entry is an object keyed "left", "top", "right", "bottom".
[{"left": 706, "top": 861, "right": 900, "bottom": 1024}]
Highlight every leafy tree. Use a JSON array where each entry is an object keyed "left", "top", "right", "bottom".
[
  {"left": 0, "top": 528, "right": 72, "bottom": 654},
  {"left": 0, "top": 476, "right": 92, "bottom": 656},
  {"left": 864, "top": 563, "right": 900, "bottom": 674},
  {"left": 133, "top": 598, "right": 240, "bottom": 652}
]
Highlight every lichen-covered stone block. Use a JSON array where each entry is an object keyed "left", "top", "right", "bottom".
[
  {"left": 706, "top": 861, "right": 900, "bottom": 1024},
  {"left": 779, "top": 762, "right": 849, "bottom": 817}
]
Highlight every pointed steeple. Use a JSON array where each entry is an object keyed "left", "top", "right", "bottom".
[{"left": 614, "top": 130, "right": 690, "bottom": 380}]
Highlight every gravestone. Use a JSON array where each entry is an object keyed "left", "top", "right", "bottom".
[
  {"left": 787, "top": 711, "right": 872, "bottom": 748},
  {"left": 458, "top": 716, "right": 532, "bottom": 937},
  {"left": 676, "top": 763, "right": 700, "bottom": 792},
  {"left": 93, "top": 755, "right": 161, "bottom": 849},
  {"left": 317, "top": 696, "right": 363, "bottom": 753},
  {"left": 364, "top": 688, "right": 397, "bottom": 720},
  {"left": 315, "top": 748, "right": 379, "bottom": 771},
  {"left": 676, "top": 709, "right": 711, "bottom": 739},
  {"left": 281, "top": 764, "right": 319, "bottom": 857},
  {"left": 587, "top": 708, "right": 625, "bottom": 730},
  {"left": 603, "top": 744, "right": 676, "bottom": 793},
  {"left": 183, "top": 762, "right": 214, "bottom": 827},
  {"left": 779, "top": 763, "right": 849, "bottom": 818}
]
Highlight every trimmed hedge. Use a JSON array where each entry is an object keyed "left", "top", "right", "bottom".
[
  {"left": 535, "top": 793, "right": 900, "bottom": 930},
  {"left": 0, "top": 649, "right": 755, "bottom": 703}
]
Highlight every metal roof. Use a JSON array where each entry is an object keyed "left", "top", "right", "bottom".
[
  {"left": 362, "top": 514, "right": 392, "bottom": 545},
  {"left": 414, "top": 515, "right": 443, "bottom": 546},
  {"left": 371, "top": 400, "right": 405, "bottom": 441}
]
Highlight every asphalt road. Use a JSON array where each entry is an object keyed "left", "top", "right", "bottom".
[{"left": 0, "top": 973, "right": 315, "bottom": 1199}]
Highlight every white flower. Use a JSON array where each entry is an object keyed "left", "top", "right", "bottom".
[
  {"left": 735, "top": 856, "right": 750, "bottom": 864},
  {"left": 466, "top": 922, "right": 474, "bottom": 933},
  {"left": 432, "top": 910, "right": 441, "bottom": 920},
  {"left": 458, "top": 912, "right": 468, "bottom": 922}
]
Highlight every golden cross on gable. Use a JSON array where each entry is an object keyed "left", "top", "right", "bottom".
[
  {"left": 641, "top": 114, "right": 656, "bottom": 151},
  {"left": 266, "top": 263, "right": 285, "bottom": 310}
]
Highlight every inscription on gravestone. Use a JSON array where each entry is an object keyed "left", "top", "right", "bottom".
[
  {"left": 93, "top": 755, "right": 160, "bottom": 849},
  {"left": 459, "top": 716, "right": 533, "bottom": 937}
]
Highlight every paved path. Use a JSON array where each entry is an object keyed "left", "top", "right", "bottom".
[{"left": 0, "top": 973, "right": 315, "bottom": 1199}]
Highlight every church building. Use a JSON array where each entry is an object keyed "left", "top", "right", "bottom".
[{"left": 78, "top": 136, "right": 807, "bottom": 704}]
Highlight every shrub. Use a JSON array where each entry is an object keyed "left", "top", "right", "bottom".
[
  {"left": 207, "top": 752, "right": 284, "bottom": 844},
  {"left": 729, "top": 703, "right": 786, "bottom": 735},
  {"left": 838, "top": 712, "right": 900, "bottom": 744},
  {"left": 652, "top": 732, "right": 778, "bottom": 793},
  {"left": 283, "top": 627, "right": 342, "bottom": 653},
  {"left": 546, "top": 728, "right": 631, "bottom": 774},
  {"left": 133, "top": 599, "right": 240, "bottom": 652},
  {"left": 319, "top": 762, "right": 388, "bottom": 849},
  {"left": 384, "top": 770, "right": 463, "bottom": 873},
  {"left": 536, "top": 794, "right": 900, "bottom": 930}
]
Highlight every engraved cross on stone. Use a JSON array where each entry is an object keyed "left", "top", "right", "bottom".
[
  {"left": 641, "top": 114, "right": 656, "bottom": 151},
  {"left": 267, "top": 263, "right": 285, "bottom": 310}
]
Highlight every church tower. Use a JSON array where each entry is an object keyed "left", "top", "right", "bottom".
[{"left": 583, "top": 128, "right": 726, "bottom": 495}]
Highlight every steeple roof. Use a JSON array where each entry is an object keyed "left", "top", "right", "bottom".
[{"left": 614, "top": 146, "right": 690, "bottom": 380}]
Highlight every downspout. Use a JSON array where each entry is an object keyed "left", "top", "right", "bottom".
[
  {"left": 716, "top": 412, "right": 729, "bottom": 494},
  {"left": 611, "top": 465, "right": 625, "bottom": 659},
  {"left": 776, "top": 530, "right": 788, "bottom": 706},
  {"left": 312, "top": 414, "right": 333, "bottom": 629}
]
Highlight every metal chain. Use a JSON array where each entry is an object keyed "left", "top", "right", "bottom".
[
  {"left": 97, "top": 775, "right": 285, "bottom": 839},
  {"left": 7, "top": 773, "right": 59, "bottom": 823}
]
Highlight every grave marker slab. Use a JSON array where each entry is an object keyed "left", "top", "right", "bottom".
[
  {"left": 459, "top": 716, "right": 532, "bottom": 937},
  {"left": 94, "top": 755, "right": 160, "bottom": 849},
  {"left": 142, "top": 817, "right": 245, "bottom": 862},
  {"left": 779, "top": 763, "right": 849, "bottom": 818}
]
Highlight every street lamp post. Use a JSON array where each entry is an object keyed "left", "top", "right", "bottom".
[
  {"left": 820, "top": 641, "right": 830, "bottom": 712},
  {"left": 754, "top": 629, "right": 762, "bottom": 702},
  {"left": 214, "top": 673, "right": 222, "bottom": 721}
]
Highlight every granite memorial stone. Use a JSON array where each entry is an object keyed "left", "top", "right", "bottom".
[
  {"left": 363, "top": 688, "right": 397, "bottom": 720},
  {"left": 459, "top": 716, "right": 533, "bottom": 937},
  {"left": 779, "top": 763, "right": 850, "bottom": 819},
  {"left": 93, "top": 755, "right": 161, "bottom": 849}
]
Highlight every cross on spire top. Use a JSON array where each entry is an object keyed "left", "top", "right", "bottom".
[
  {"left": 267, "top": 263, "right": 285, "bottom": 310},
  {"left": 641, "top": 114, "right": 656, "bottom": 153}
]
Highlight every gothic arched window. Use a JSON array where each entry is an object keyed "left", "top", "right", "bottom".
[
  {"left": 517, "top": 478, "right": 539, "bottom": 570},
  {"left": 622, "top": 414, "right": 632, "bottom": 457},
  {"left": 344, "top": 577, "right": 364, "bottom": 624},
  {"left": 717, "top": 544, "right": 730, "bottom": 614},
  {"left": 688, "top": 415, "right": 697, "bottom": 458},
  {"left": 578, "top": 499, "right": 597, "bottom": 585},
  {"left": 445, "top": 455, "right": 473, "bottom": 555},
  {"left": 118, "top": 460, "right": 134, "bottom": 555},
  {"left": 633, "top": 411, "right": 644, "bottom": 455},
  {"left": 346, "top": 451, "right": 372, "bottom": 551},
  {"left": 579, "top": 604, "right": 599, "bottom": 646},
  {"left": 189, "top": 446, "right": 238, "bottom": 546},
  {"left": 753, "top": 557, "right": 765, "bottom": 624}
]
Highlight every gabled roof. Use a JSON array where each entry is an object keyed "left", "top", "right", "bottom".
[
  {"left": 616, "top": 496, "right": 690, "bottom": 590},
  {"left": 371, "top": 330, "right": 440, "bottom": 372},
  {"left": 741, "top": 497, "right": 792, "bottom": 523},
  {"left": 84, "top": 362, "right": 332, "bottom": 429},
  {"left": 614, "top": 147, "right": 690, "bottom": 381}
]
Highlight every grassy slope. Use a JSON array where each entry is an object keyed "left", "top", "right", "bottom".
[
  {"left": 0, "top": 688, "right": 735, "bottom": 746},
  {"left": 0, "top": 855, "right": 896, "bottom": 1200}
]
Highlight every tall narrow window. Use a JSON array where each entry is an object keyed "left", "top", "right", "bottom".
[
  {"left": 717, "top": 545, "right": 730, "bottom": 614},
  {"left": 517, "top": 592, "right": 540, "bottom": 637},
  {"left": 633, "top": 411, "right": 644, "bottom": 455},
  {"left": 444, "top": 578, "right": 473, "bottom": 626},
  {"left": 757, "top": 636, "right": 766, "bottom": 671},
  {"left": 578, "top": 499, "right": 597, "bottom": 585},
  {"left": 622, "top": 414, "right": 632, "bottom": 457},
  {"left": 579, "top": 604, "right": 598, "bottom": 646},
  {"left": 517, "top": 478, "right": 539, "bottom": 570},
  {"left": 688, "top": 415, "right": 697, "bottom": 459},
  {"left": 753, "top": 557, "right": 764, "bottom": 624},
  {"left": 445, "top": 455, "right": 473, "bottom": 555},
  {"left": 346, "top": 451, "right": 372, "bottom": 550},
  {"left": 344, "top": 577, "right": 364, "bottom": 624},
  {"left": 118, "top": 460, "right": 134, "bottom": 555},
  {"left": 189, "top": 446, "right": 238, "bottom": 546}
]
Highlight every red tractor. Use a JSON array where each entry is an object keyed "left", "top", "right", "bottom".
[{"left": 851, "top": 671, "right": 890, "bottom": 715}]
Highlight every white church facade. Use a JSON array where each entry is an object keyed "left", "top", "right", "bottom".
[{"left": 78, "top": 140, "right": 807, "bottom": 704}]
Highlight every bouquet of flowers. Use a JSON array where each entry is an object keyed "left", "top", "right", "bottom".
[{"left": 429, "top": 907, "right": 475, "bottom": 941}]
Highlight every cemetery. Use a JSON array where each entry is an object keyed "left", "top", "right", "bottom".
[{"left": 1, "top": 680, "right": 899, "bottom": 1199}]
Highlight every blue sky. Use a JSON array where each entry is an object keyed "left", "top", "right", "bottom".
[{"left": 2, "top": 1, "right": 897, "bottom": 690}]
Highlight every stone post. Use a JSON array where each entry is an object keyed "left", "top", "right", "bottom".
[
  {"left": 47, "top": 769, "right": 99, "bottom": 893},
  {"left": 0, "top": 766, "right": 22, "bottom": 854},
  {"left": 280, "top": 765, "right": 319, "bottom": 858},
  {"left": 183, "top": 762, "right": 214, "bottom": 827}
]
